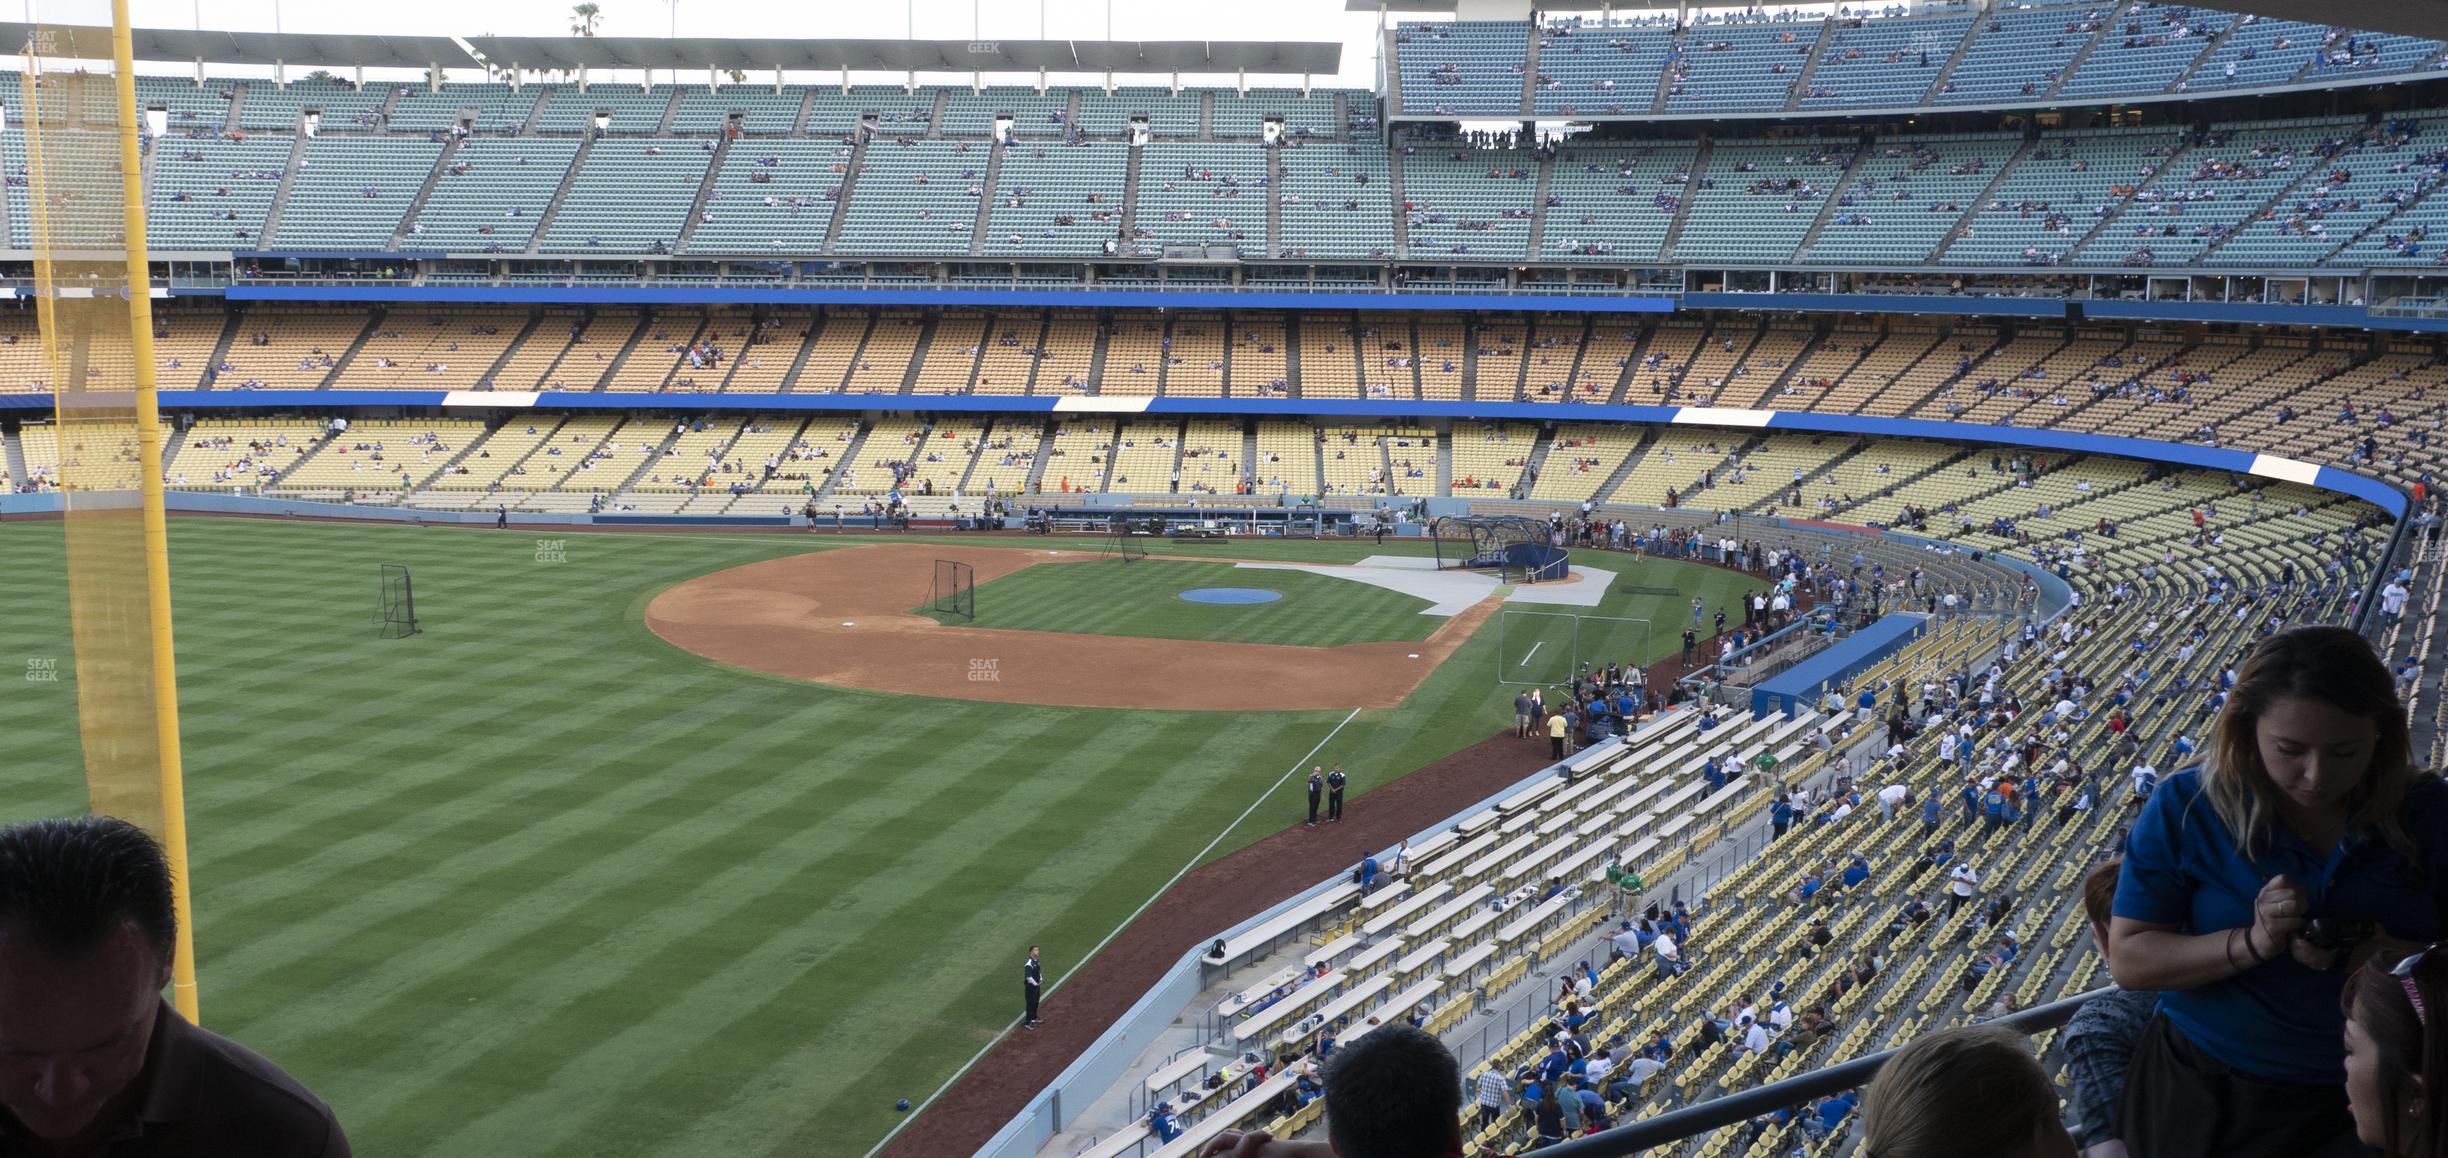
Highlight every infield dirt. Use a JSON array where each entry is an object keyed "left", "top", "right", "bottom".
[{"left": 644, "top": 543, "right": 1498, "bottom": 711}]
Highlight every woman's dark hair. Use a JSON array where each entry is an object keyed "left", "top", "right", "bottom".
[
  {"left": 2344, "top": 952, "right": 2448, "bottom": 1158},
  {"left": 0, "top": 815, "right": 177, "bottom": 965},
  {"left": 2201, "top": 625, "right": 2417, "bottom": 860}
]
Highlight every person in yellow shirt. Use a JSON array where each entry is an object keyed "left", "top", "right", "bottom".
[{"left": 1548, "top": 709, "right": 1571, "bottom": 761}]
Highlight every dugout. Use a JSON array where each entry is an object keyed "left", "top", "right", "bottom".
[{"left": 1750, "top": 613, "right": 1928, "bottom": 720}]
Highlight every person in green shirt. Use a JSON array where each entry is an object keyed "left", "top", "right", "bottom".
[{"left": 1605, "top": 862, "right": 1645, "bottom": 912}]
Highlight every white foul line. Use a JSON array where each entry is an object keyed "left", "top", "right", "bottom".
[
  {"left": 859, "top": 706, "right": 1366, "bottom": 1158},
  {"left": 1519, "top": 640, "right": 1545, "bottom": 667}
]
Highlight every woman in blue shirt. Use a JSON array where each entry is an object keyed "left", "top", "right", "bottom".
[{"left": 2111, "top": 626, "right": 2448, "bottom": 1158}]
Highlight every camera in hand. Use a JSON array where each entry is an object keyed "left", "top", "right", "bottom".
[{"left": 2301, "top": 916, "right": 2376, "bottom": 954}]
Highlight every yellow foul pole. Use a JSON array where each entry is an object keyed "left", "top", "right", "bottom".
[{"left": 104, "top": 0, "right": 200, "bottom": 1023}]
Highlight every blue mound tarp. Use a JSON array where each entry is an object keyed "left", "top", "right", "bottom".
[{"left": 1752, "top": 614, "right": 1929, "bottom": 720}]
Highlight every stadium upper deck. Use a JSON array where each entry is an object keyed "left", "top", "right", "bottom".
[{"left": 4, "top": 2, "right": 2448, "bottom": 298}]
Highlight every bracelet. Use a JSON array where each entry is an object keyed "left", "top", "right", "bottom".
[
  {"left": 2224, "top": 928, "right": 2245, "bottom": 972},
  {"left": 2241, "top": 925, "right": 2272, "bottom": 964}
]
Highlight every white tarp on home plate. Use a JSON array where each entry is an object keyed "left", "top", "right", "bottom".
[{"left": 1234, "top": 556, "right": 1618, "bottom": 617}]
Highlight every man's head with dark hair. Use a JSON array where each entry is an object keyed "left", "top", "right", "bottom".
[
  {"left": 1321, "top": 1024, "right": 1463, "bottom": 1158},
  {"left": 0, "top": 816, "right": 180, "bottom": 1143},
  {"left": 0, "top": 816, "right": 177, "bottom": 966}
]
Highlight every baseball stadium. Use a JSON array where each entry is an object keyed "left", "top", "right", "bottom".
[{"left": 3, "top": 0, "right": 2446, "bottom": 1156}]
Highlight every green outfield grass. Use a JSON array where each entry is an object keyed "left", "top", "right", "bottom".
[
  {"left": 917, "top": 558, "right": 1440, "bottom": 646},
  {"left": 0, "top": 521, "right": 1757, "bottom": 1158}
]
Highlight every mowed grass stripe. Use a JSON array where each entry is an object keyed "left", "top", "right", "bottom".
[
  {"left": 418, "top": 714, "right": 1180, "bottom": 1155},
  {"left": 742, "top": 713, "right": 1344, "bottom": 1157},
  {"left": 306, "top": 719, "right": 1004, "bottom": 1140},
  {"left": 203, "top": 694, "right": 837, "bottom": 1000},
  {"left": 614, "top": 720, "right": 1322, "bottom": 1158}
]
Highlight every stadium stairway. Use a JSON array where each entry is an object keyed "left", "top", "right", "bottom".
[
  {"left": 968, "top": 138, "right": 1006, "bottom": 258},
  {"left": 475, "top": 313, "right": 544, "bottom": 389},
  {"left": 1, "top": 428, "right": 27, "bottom": 489},
  {"left": 2167, "top": 18, "right": 2245, "bottom": 94},
  {"left": 671, "top": 132, "right": 733, "bottom": 254},
  {"left": 820, "top": 122, "right": 872, "bottom": 256},
  {"left": 1656, "top": 140, "right": 1707, "bottom": 262},
  {"left": 775, "top": 318, "right": 827, "bottom": 392},
  {"left": 1518, "top": 426, "right": 1569, "bottom": 495},
  {"left": 1119, "top": 144, "right": 1145, "bottom": 250},
  {"left": 1387, "top": 146, "right": 1410, "bottom": 258},
  {"left": 1792, "top": 141, "right": 1871, "bottom": 256},
  {"left": 524, "top": 135, "right": 596, "bottom": 257},
  {"left": 2065, "top": 134, "right": 2201, "bottom": 258},
  {"left": 255, "top": 134, "right": 311, "bottom": 248},
  {"left": 600, "top": 422, "right": 688, "bottom": 498},
  {"left": 815, "top": 422, "right": 872, "bottom": 500},
  {"left": 1649, "top": 26, "right": 1683, "bottom": 114},
  {"left": 2324, "top": 179, "right": 2448, "bottom": 266},
  {"left": 1266, "top": 145, "right": 1285, "bottom": 260},
  {"left": 1519, "top": 25, "right": 1542, "bottom": 118},
  {"left": 584, "top": 315, "right": 655, "bottom": 392},
  {"left": 1019, "top": 425, "right": 1057, "bottom": 493},
  {"left": 1926, "top": 136, "right": 2035, "bottom": 263},
  {"left": 897, "top": 319, "right": 939, "bottom": 394},
  {"left": 320, "top": 311, "right": 387, "bottom": 390},
  {"left": 1379, "top": 26, "right": 1405, "bottom": 118},
  {"left": 2042, "top": 6, "right": 2125, "bottom": 101},
  {"left": 1780, "top": 20, "right": 1836, "bottom": 113},
  {"left": 388, "top": 134, "right": 466, "bottom": 252},
  {"left": 1601, "top": 327, "right": 1658, "bottom": 407},
  {"left": 1524, "top": 152, "right": 1557, "bottom": 257},
  {"left": 923, "top": 89, "right": 951, "bottom": 138}
]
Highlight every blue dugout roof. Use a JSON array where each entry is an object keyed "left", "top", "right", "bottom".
[{"left": 1753, "top": 614, "right": 1930, "bottom": 721}]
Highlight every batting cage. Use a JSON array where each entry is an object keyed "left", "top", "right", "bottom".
[
  {"left": 1430, "top": 515, "right": 1570, "bottom": 582},
  {"left": 1496, "top": 612, "right": 1653, "bottom": 687},
  {"left": 375, "top": 564, "right": 421, "bottom": 638},
  {"left": 931, "top": 559, "right": 976, "bottom": 619}
]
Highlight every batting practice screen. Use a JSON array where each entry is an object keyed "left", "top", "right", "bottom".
[
  {"left": 1496, "top": 611, "right": 1653, "bottom": 687},
  {"left": 932, "top": 559, "right": 976, "bottom": 620}
]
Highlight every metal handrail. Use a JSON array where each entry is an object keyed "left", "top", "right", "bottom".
[{"left": 1533, "top": 985, "right": 2115, "bottom": 1155}]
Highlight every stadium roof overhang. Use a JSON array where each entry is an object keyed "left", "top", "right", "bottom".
[
  {"left": 0, "top": 23, "right": 1338, "bottom": 76},
  {"left": 2207, "top": 1, "right": 2448, "bottom": 43},
  {"left": 0, "top": 24, "right": 467, "bottom": 68},
  {"left": 461, "top": 37, "right": 1339, "bottom": 75},
  {"left": 1351, "top": 0, "right": 2448, "bottom": 44}
]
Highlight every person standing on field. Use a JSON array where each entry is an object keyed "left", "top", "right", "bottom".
[
  {"left": 1306, "top": 767, "right": 1324, "bottom": 828},
  {"left": 1549, "top": 709, "right": 1570, "bottom": 761},
  {"left": 1515, "top": 690, "right": 1534, "bottom": 738},
  {"left": 1023, "top": 945, "right": 1043, "bottom": 1028},
  {"left": 1326, "top": 765, "right": 1348, "bottom": 823}
]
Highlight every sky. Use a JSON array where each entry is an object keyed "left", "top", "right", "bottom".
[{"left": 100, "top": 0, "right": 1399, "bottom": 87}]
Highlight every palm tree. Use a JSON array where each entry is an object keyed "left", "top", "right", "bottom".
[{"left": 569, "top": 3, "right": 602, "bottom": 37}]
